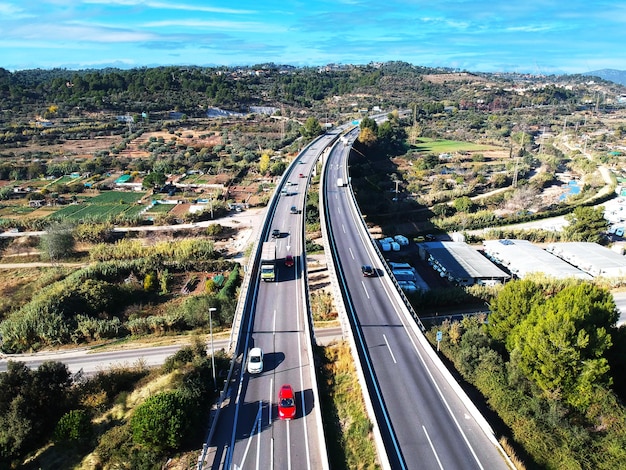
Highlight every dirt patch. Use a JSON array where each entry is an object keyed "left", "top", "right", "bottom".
[{"left": 308, "top": 253, "right": 331, "bottom": 293}]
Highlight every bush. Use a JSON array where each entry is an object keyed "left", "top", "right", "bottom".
[
  {"left": 130, "top": 391, "right": 192, "bottom": 451},
  {"left": 54, "top": 409, "right": 92, "bottom": 444}
]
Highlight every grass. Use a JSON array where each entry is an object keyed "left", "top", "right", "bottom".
[
  {"left": 318, "top": 341, "right": 380, "bottom": 470},
  {"left": 413, "top": 137, "right": 499, "bottom": 154},
  {"left": 146, "top": 203, "right": 174, "bottom": 214}
]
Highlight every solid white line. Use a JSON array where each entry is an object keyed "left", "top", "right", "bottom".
[
  {"left": 287, "top": 420, "right": 292, "bottom": 470},
  {"left": 422, "top": 426, "right": 444, "bottom": 470},
  {"left": 296, "top": 296, "right": 312, "bottom": 470},
  {"left": 389, "top": 296, "right": 485, "bottom": 469},
  {"left": 361, "top": 280, "right": 370, "bottom": 299},
  {"left": 383, "top": 334, "right": 397, "bottom": 364},
  {"left": 273, "top": 309, "right": 277, "bottom": 336}
]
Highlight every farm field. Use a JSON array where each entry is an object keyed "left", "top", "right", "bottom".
[
  {"left": 52, "top": 202, "right": 145, "bottom": 221},
  {"left": 50, "top": 190, "right": 148, "bottom": 221},
  {"left": 413, "top": 137, "right": 500, "bottom": 154}
]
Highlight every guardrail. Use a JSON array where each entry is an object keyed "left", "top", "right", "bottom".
[
  {"left": 322, "top": 128, "right": 513, "bottom": 470},
  {"left": 198, "top": 132, "right": 336, "bottom": 470},
  {"left": 319, "top": 131, "right": 393, "bottom": 470}
]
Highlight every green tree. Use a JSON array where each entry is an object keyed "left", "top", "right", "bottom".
[
  {"left": 40, "top": 222, "right": 75, "bottom": 261},
  {"left": 452, "top": 196, "right": 475, "bottom": 213},
  {"left": 130, "top": 391, "right": 191, "bottom": 451},
  {"left": 54, "top": 409, "right": 92, "bottom": 444},
  {"left": 142, "top": 170, "right": 166, "bottom": 189},
  {"left": 488, "top": 279, "right": 543, "bottom": 348},
  {"left": 563, "top": 206, "right": 608, "bottom": 243},
  {"left": 300, "top": 116, "right": 322, "bottom": 138},
  {"left": 509, "top": 283, "right": 617, "bottom": 408},
  {"left": 270, "top": 161, "right": 287, "bottom": 176},
  {"left": 0, "top": 361, "right": 73, "bottom": 464}
]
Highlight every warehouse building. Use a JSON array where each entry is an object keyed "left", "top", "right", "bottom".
[
  {"left": 545, "top": 242, "right": 626, "bottom": 278},
  {"left": 417, "top": 241, "right": 510, "bottom": 286},
  {"left": 483, "top": 239, "right": 593, "bottom": 280}
]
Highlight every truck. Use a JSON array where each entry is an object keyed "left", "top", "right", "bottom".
[
  {"left": 337, "top": 178, "right": 345, "bottom": 187},
  {"left": 260, "top": 241, "right": 277, "bottom": 281}
]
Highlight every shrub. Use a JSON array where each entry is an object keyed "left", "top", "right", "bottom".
[
  {"left": 54, "top": 409, "right": 92, "bottom": 444},
  {"left": 130, "top": 391, "right": 192, "bottom": 451}
]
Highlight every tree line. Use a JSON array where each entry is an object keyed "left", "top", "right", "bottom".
[{"left": 432, "top": 278, "right": 626, "bottom": 469}]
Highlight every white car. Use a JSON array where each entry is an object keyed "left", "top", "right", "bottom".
[{"left": 247, "top": 347, "right": 264, "bottom": 374}]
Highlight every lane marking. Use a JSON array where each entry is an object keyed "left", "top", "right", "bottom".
[
  {"left": 256, "top": 401, "right": 262, "bottom": 470},
  {"left": 287, "top": 419, "right": 292, "bottom": 470},
  {"left": 348, "top": 247, "right": 355, "bottom": 260},
  {"left": 422, "top": 426, "right": 444, "bottom": 470},
  {"left": 361, "top": 280, "right": 370, "bottom": 299},
  {"left": 383, "top": 334, "right": 397, "bottom": 364}
]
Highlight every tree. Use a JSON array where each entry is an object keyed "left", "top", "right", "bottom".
[
  {"left": 488, "top": 279, "right": 544, "bottom": 348},
  {"left": 563, "top": 205, "right": 608, "bottom": 243},
  {"left": 54, "top": 409, "right": 92, "bottom": 445},
  {"left": 40, "top": 222, "right": 75, "bottom": 261},
  {"left": 509, "top": 282, "right": 617, "bottom": 408},
  {"left": 130, "top": 391, "right": 191, "bottom": 451},
  {"left": 259, "top": 153, "right": 271, "bottom": 174},
  {"left": 357, "top": 127, "right": 377, "bottom": 148},
  {"left": 142, "top": 170, "right": 166, "bottom": 190},
  {"left": 452, "top": 196, "right": 475, "bottom": 213},
  {"left": 0, "top": 361, "right": 73, "bottom": 463},
  {"left": 300, "top": 116, "right": 322, "bottom": 138},
  {"left": 270, "top": 160, "right": 287, "bottom": 176}
]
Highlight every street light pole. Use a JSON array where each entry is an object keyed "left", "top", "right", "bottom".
[{"left": 209, "top": 307, "right": 217, "bottom": 391}]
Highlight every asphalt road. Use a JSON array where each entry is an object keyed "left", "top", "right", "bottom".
[
  {"left": 206, "top": 134, "right": 340, "bottom": 470},
  {"left": 0, "top": 326, "right": 344, "bottom": 376},
  {"left": 325, "top": 136, "right": 511, "bottom": 470}
]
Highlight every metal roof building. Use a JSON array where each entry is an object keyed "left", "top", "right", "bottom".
[
  {"left": 418, "top": 241, "right": 510, "bottom": 286},
  {"left": 545, "top": 242, "right": 626, "bottom": 278},
  {"left": 483, "top": 239, "right": 593, "bottom": 280}
]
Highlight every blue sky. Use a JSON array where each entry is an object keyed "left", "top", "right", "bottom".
[{"left": 2, "top": 0, "right": 625, "bottom": 73}]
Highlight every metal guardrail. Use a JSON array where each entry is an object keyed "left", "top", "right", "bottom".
[
  {"left": 318, "top": 131, "right": 393, "bottom": 470},
  {"left": 197, "top": 133, "right": 335, "bottom": 470}
]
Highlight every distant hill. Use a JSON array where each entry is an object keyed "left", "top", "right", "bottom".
[{"left": 584, "top": 69, "right": 626, "bottom": 86}]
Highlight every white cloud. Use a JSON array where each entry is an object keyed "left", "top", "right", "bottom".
[
  {"left": 82, "top": 0, "right": 255, "bottom": 14},
  {"left": 143, "top": 19, "right": 285, "bottom": 33},
  {"left": 7, "top": 23, "right": 155, "bottom": 43},
  {"left": 0, "top": 1, "right": 31, "bottom": 18}
]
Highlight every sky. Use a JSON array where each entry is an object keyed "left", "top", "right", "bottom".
[{"left": 2, "top": 0, "right": 626, "bottom": 74}]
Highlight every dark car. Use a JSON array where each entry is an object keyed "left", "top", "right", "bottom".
[
  {"left": 271, "top": 229, "right": 280, "bottom": 238},
  {"left": 361, "top": 264, "right": 375, "bottom": 277},
  {"left": 285, "top": 254, "right": 294, "bottom": 267},
  {"left": 278, "top": 384, "right": 296, "bottom": 420},
  {"left": 290, "top": 206, "right": 299, "bottom": 214}
]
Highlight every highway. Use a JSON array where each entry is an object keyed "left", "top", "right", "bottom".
[
  {"left": 206, "top": 134, "right": 339, "bottom": 470},
  {"left": 323, "top": 132, "right": 511, "bottom": 469}
]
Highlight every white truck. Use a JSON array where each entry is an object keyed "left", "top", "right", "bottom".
[
  {"left": 260, "top": 241, "right": 277, "bottom": 281},
  {"left": 337, "top": 178, "right": 345, "bottom": 187}
]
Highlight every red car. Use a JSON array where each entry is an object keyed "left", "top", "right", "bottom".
[
  {"left": 285, "top": 254, "right": 294, "bottom": 267},
  {"left": 278, "top": 384, "right": 296, "bottom": 420}
]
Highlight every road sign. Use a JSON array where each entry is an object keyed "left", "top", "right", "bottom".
[{"left": 436, "top": 331, "right": 442, "bottom": 342}]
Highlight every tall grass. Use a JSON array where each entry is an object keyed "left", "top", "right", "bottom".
[{"left": 318, "top": 341, "right": 380, "bottom": 470}]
